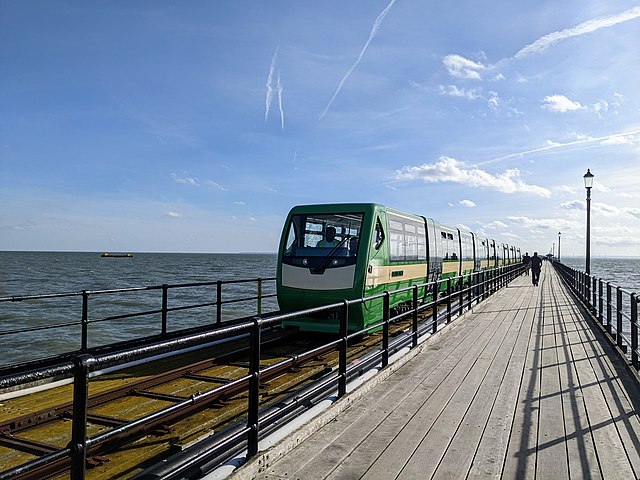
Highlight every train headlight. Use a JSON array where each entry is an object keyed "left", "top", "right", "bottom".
[
  {"left": 302, "top": 258, "right": 308, "bottom": 266},
  {"left": 332, "top": 259, "right": 339, "bottom": 266}
]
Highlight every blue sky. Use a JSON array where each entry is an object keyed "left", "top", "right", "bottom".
[{"left": 1, "top": 1, "right": 639, "bottom": 256}]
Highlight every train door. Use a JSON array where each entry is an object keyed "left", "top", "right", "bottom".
[
  {"left": 440, "top": 226, "right": 460, "bottom": 278},
  {"left": 458, "top": 229, "right": 474, "bottom": 275},
  {"left": 479, "top": 237, "right": 490, "bottom": 269}
]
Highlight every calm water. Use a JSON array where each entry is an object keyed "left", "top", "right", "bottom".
[
  {"left": 0, "top": 252, "right": 637, "bottom": 367},
  {"left": 559, "top": 257, "right": 640, "bottom": 293},
  {"left": 0, "top": 252, "right": 277, "bottom": 366}
]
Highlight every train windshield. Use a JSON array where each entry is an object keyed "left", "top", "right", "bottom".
[{"left": 283, "top": 213, "right": 364, "bottom": 270}]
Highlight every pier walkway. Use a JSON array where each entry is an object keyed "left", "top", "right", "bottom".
[{"left": 233, "top": 262, "right": 640, "bottom": 479}]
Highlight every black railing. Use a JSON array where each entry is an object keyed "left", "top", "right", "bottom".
[
  {"left": 0, "top": 278, "right": 277, "bottom": 368},
  {"left": 553, "top": 261, "right": 639, "bottom": 371},
  {"left": 0, "top": 264, "right": 522, "bottom": 480}
]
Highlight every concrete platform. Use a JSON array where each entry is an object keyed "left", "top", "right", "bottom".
[{"left": 232, "top": 262, "right": 640, "bottom": 479}]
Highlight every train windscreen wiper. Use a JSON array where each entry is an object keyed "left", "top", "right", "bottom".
[{"left": 311, "top": 237, "right": 349, "bottom": 274}]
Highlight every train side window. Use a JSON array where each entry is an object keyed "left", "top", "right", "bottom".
[
  {"left": 285, "top": 223, "right": 297, "bottom": 252},
  {"left": 375, "top": 218, "right": 385, "bottom": 250}
]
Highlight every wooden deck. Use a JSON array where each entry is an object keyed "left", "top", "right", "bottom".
[{"left": 233, "top": 262, "right": 640, "bottom": 480}]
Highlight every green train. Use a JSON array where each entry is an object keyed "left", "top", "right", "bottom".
[{"left": 276, "top": 203, "right": 521, "bottom": 333}]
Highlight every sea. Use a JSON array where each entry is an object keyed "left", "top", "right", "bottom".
[
  {"left": 0, "top": 252, "right": 638, "bottom": 367},
  {"left": 0, "top": 252, "right": 278, "bottom": 366}
]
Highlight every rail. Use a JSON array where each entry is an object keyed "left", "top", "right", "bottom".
[
  {"left": 553, "top": 261, "right": 639, "bottom": 372},
  {"left": 0, "top": 264, "right": 522, "bottom": 480},
  {"left": 0, "top": 277, "right": 277, "bottom": 368}
]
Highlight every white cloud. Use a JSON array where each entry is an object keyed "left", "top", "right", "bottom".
[
  {"left": 438, "top": 84, "right": 481, "bottom": 100},
  {"left": 442, "top": 54, "right": 486, "bottom": 80},
  {"left": 514, "top": 6, "right": 640, "bottom": 59},
  {"left": 460, "top": 199, "right": 476, "bottom": 207},
  {"left": 396, "top": 156, "right": 551, "bottom": 197},
  {"left": 488, "top": 91, "right": 499, "bottom": 108},
  {"left": 172, "top": 174, "right": 199, "bottom": 186},
  {"left": 166, "top": 211, "right": 181, "bottom": 218},
  {"left": 542, "top": 95, "right": 583, "bottom": 112},
  {"left": 600, "top": 134, "right": 638, "bottom": 145},
  {"left": 557, "top": 185, "right": 577, "bottom": 195},
  {"left": 561, "top": 200, "right": 584, "bottom": 211},
  {"left": 204, "top": 180, "right": 229, "bottom": 192},
  {"left": 483, "top": 220, "right": 508, "bottom": 229}
]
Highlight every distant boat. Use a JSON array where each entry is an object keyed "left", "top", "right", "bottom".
[{"left": 101, "top": 252, "right": 134, "bottom": 258}]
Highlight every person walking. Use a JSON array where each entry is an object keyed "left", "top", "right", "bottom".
[
  {"left": 522, "top": 252, "right": 531, "bottom": 276},
  {"left": 530, "top": 252, "right": 542, "bottom": 286}
]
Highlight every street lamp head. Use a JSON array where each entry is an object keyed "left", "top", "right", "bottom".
[{"left": 583, "top": 168, "right": 594, "bottom": 189}]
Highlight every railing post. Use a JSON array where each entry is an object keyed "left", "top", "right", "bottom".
[
  {"left": 247, "top": 316, "right": 261, "bottom": 458},
  {"left": 216, "top": 281, "right": 222, "bottom": 326},
  {"left": 592, "top": 277, "right": 597, "bottom": 314},
  {"left": 257, "top": 278, "right": 262, "bottom": 317},
  {"left": 432, "top": 281, "right": 439, "bottom": 334},
  {"left": 339, "top": 300, "right": 349, "bottom": 397},
  {"left": 458, "top": 276, "right": 464, "bottom": 316},
  {"left": 586, "top": 273, "right": 590, "bottom": 304},
  {"left": 382, "top": 292, "right": 389, "bottom": 368},
  {"left": 606, "top": 282, "right": 612, "bottom": 335},
  {"left": 631, "top": 294, "right": 638, "bottom": 370},
  {"left": 161, "top": 284, "right": 168, "bottom": 336},
  {"left": 69, "top": 354, "right": 95, "bottom": 480},
  {"left": 467, "top": 274, "right": 472, "bottom": 310},
  {"left": 412, "top": 286, "right": 418, "bottom": 348},
  {"left": 81, "top": 291, "right": 88, "bottom": 352},
  {"left": 598, "top": 279, "right": 603, "bottom": 325},
  {"left": 484, "top": 271, "right": 489, "bottom": 299},
  {"left": 616, "top": 287, "right": 623, "bottom": 349},
  {"left": 446, "top": 278, "right": 452, "bottom": 323}
]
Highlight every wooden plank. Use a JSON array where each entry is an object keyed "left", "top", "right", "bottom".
[
  {"left": 261, "top": 293, "right": 497, "bottom": 479},
  {"left": 548, "top": 273, "right": 602, "bottom": 479},
  {"left": 448, "top": 282, "right": 538, "bottom": 479},
  {"left": 535, "top": 284, "right": 570, "bottom": 479},
  {"left": 501, "top": 276, "right": 545, "bottom": 479},
  {"left": 421, "top": 285, "right": 532, "bottom": 479},
  {"left": 356, "top": 291, "right": 520, "bottom": 479}
]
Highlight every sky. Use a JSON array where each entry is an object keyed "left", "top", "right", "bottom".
[{"left": 1, "top": 1, "right": 639, "bottom": 257}]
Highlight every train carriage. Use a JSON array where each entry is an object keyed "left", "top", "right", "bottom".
[{"left": 276, "top": 203, "right": 520, "bottom": 333}]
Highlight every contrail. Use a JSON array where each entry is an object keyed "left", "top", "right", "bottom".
[
  {"left": 319, "top": 0, "right": 397, "bottom": 120},
  {"left": 277, "top": 72, "right": 285, "bottom": 131},
  {"left": 476, "top": 129, "right": 640, "bottom": 166},
  {"left": 449, "top": 6, "right": 640, "bottom": 77},
  {"left": 514, "top": 6, "right": 640, "bottom": 59},
  {"left": 265, "top": 46, "right": 279, "bottom": 123}
]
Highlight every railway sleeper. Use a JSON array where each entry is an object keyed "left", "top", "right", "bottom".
[{"left": 0, "top": 432, "right": 58, "bottom": 456}]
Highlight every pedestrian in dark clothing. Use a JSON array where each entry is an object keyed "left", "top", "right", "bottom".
[
  {"left": 522, "top": 252, "right": 531, "bottom": 276},
  {"left": 530, "top": 252, "right": 542, "bottom": 286}
]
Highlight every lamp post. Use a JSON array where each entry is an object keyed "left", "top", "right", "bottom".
[
  {"left": 583, "top": 169, "right": 594, "bottom": 274},
  {"left": 558, "top": 232, "right": 561, "bottom": 262}
]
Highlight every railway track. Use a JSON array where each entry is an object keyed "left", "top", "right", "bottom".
[{"left": 0, "top": 317, "right": 416, "bottom": 479}]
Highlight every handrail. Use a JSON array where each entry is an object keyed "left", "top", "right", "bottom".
[
  {"left": 552, "top": 261, "right": 639, "bottom": 372},
  {"left": 0, "top": 278, "right": 277, "bottom": 368},
  {"left": 0, "top": 264, "right": 522, "bottom": 480}
]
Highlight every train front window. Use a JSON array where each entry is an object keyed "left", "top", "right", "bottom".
[{"left": 283, "top": 213, "right": 364, "bottom": 269}]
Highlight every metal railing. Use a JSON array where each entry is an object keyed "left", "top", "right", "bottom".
[
  {"left": 553, "top": 261, "right": 639, "bottom": 371},
  {"left": 0, "top": 278, "right": 277, "bottom": 369},
  {"left": 0, "top": 264, "right": 522, "bottom": 480}
]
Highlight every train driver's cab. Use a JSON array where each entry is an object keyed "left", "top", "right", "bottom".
[{"left": 282, "top": 213, "right": 364, "bottom": 276}]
